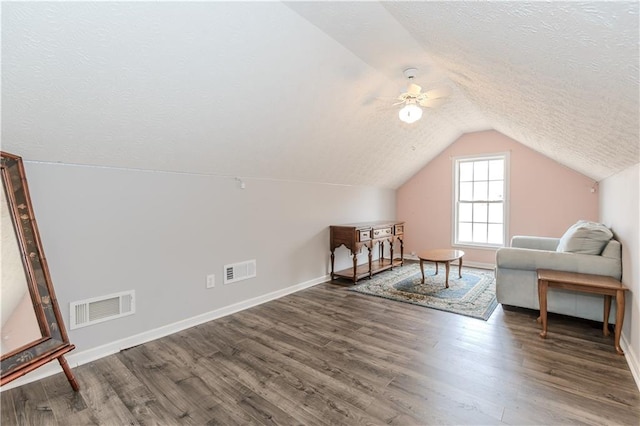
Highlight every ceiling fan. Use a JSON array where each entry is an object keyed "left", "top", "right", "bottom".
[{"left": 395, "top": 68, "right": 451, "bottom": 123}]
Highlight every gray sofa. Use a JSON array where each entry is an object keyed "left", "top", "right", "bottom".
[{"left": 495, "top": 235, "right": 622, "bottom": 322}]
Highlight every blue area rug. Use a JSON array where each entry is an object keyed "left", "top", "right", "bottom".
[{"left": 348, "top": 262, "right": 497, "bottom": 320}]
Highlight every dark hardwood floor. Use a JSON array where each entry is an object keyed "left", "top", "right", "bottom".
[{"left": 2, "top": 279, "right": 639, "bottom": 425}]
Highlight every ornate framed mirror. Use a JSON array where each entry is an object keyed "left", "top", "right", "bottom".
[{"left": 1, "top": 151, "right": 78, "bottom": 391}]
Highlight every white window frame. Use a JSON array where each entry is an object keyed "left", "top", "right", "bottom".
[{"left": 452, "top": 152, "right": 509, "bottom": 249}]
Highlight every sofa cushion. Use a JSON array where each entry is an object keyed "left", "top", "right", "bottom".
[{"left": 556, "top": 220, "right": 613, "bottom": 255}]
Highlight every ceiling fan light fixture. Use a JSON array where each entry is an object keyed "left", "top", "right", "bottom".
[{"left": 399, "top": 103, "right": 422, "bottom": 124}]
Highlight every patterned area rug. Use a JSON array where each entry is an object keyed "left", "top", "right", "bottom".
[{"left": 348, "top": 262, "right": 497, "bottom": 320}]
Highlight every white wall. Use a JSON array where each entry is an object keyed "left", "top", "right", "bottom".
[
  {"left": 5, "top": 161, "right": 395, "bottom": 388},
  {"left": 600, "top": 163, "right": 640, "bottom": 388}
]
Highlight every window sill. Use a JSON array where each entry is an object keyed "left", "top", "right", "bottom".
[{"left": 453, "top": 243, "right": 504, "bottom": 251}]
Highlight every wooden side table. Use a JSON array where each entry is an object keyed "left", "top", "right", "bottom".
[
  {"left": 329, "top": 221, "right": 404, "bottom": 283},
  {"left": 537, "top": 269, "right": 628, "bottom": 355}
]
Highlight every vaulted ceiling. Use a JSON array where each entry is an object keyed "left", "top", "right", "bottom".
[{"left": 2, "top": 2, "right": 638, "bottom": 188}]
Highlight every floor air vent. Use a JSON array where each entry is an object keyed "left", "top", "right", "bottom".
[
  {"left": 70, "top": 290, "right": 135, "bottom": 330},
  {"left": 224, "top": 259, "right": 256, "bottom": 285}
]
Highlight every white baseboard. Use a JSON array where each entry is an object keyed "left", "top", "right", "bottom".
[
  {"left": 1, "top": 274, "right": 329, "bottom": 392},
  {"left": 621, "top": 333, "right": 640, "bottom": 391}
]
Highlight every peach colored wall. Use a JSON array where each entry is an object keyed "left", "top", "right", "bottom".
[{"left": 396, "top": 130, "right": 599, "bottom": 265}]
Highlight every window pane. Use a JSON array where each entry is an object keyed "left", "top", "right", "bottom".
[
  {"left": 458, "top": 223, "right": 472, "bottom": 242},
  {"left": 473, "top": 203, "right": 488, "bottom": 222},
  {"left": 460, "top": 182, "right": 473, "bottom": 201},
  {"left": 488, "top": 224, "right": 503, "bottom": 244},
  {"left": 459, "top": 203, "right": 472, "bottom": 222},
  {"left": 459, "top": 162, "right": 473, "bottom": 181},
  {"left": 473, "top": 223, "right": 488, "bottom": 243},
  {"left": 488, "top": 181, "right": 504, "bottom": 200},
  {"left": 473, "top": 161, "right": 488, "bottom": 181},
  {"left": 473, "top": 181, "right": 488, "bottom": 201},
  {"left": 488, "top": 159, "right": 504, "bottom": 180},
  {"left": 488, "top": 203, "right": 504, "bottom": 223}
]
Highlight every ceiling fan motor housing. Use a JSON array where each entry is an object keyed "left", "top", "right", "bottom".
[{"left": 403, "top": 68, "right": 418, "bottom": 79}]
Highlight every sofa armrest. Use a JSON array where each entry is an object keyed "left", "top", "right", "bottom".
[
  {"left": 510, "top": 236, "right": 559, "bottom": 251},
  {"left": 496, "top": 247, "right": 622, "bottom": 280},
  {"left": 601, "top": 239, "right": 621, "bottom": 260}
]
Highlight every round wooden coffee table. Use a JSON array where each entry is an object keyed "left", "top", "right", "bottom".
[{"left": 417, "top": 249, "right": 465, "bottom": 288}]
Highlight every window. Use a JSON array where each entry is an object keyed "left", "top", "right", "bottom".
[{"left": 453, "top": 154, "right": 508, "bottom": 247}]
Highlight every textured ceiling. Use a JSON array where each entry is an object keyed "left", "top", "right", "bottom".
[{"left": 2, "top": 2, "right": 638, "bottom": 188}]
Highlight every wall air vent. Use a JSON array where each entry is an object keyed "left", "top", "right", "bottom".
[
  {"left": 70, "top": 290, "right": 135, "bottom": 330},
  {"left": 224, "top": 259, "right": 256, "bottom": 285}
]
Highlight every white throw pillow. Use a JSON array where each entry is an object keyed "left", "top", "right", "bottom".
[{"left": 556, "top": 220, "right": 613, "bottom": 255}]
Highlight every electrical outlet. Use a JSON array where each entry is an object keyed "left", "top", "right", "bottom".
[{"left": 206, "top": 274, "right": 215, "bottom": 289}]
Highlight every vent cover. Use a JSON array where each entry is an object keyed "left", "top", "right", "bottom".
[
  {"left": 224, "top": 259, "right": 256, "bottom": 285},
  {"left": 70, "top": 290, "right": 135, "bottom": 330}
]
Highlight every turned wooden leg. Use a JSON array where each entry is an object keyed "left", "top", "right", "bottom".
[
  {"left": 389, "top": 240, "right": 394, "bottom": 269},
  {"left": 367, "top": 245, "right": 373, "bottom": 280},
  {"left": 444, "top": 261, "right": 450, "bottom": 288},
  {"left": 435, "top": 262, "right": 439, "bottom": 275},
  {"left": 603, "top": 295, "right": 612, "bottom": 337},
  {"left": 458, "top": 257, "right": 463, "bottom": 278},
  {"left": 330, "top": 249, "right": 335, "bottom": 280},
  {"left": 538, "top": 279, "right": 548, "bottom": 339},
  {"left": 614, "top": 290, "right": 625, "bottom": 355},
  {"left": 352, "top": 251, "right": 358, "bottom": 283},
  {"left": 58, "top": 355, "right": 80, "bottom": 392},
  {"left": 420, "top": 259, "right": 425, "bottom": 284}
]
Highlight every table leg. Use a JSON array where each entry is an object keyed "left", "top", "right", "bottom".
[
  {"left": 352, "top": 251, "right": 358, "bottom": 283},
  {"left": 330, "top": 249, "right": 335, "bottom": 280},
  {"left": 367, "top": 244, "right": 373, "bottom": 280},
  {"left": 458, "top": 257, "right": 463, "bottom": 278},
  {"left": 538, "top": 279, "right": 548, "bottom": 338},
  {"left": 603, "top": 295, "right": 612, "bottom": 337},
  {"left": 614, "top": 290, "right": 625, "bottom": 355},
  {"left": 420, "top": 259, "right": 425, "bottom": 284},
  {"left": 435, "top": 262, "right": 439, "bottom": 275},
  {"left": 444, "top": 261, "right": 450, "bottom": 288}
]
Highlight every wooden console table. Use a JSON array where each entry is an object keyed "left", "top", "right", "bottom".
[
  {"left": 537, "top": 268, "right": 628, "bottom": 355},
  {"left": 330, "top": 221, "right": 404, "bottom": 283}
]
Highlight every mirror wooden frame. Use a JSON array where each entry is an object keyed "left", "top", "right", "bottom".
[{"left": 0, "top": 151, "right": 79, "bottom": 391}]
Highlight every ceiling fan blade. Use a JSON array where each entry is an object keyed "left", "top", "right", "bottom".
[
  {"left": 424, "top": 86, "right": 452, "bottom": 99},
  {"left": 419, "top": 98, "right": 447, "bottom": 108},
  {"left": 392, "top": 100, "right": 405, "bottom": 106},
  {"left": 407, "top": 83, "right": 422, "bottom": 96}
]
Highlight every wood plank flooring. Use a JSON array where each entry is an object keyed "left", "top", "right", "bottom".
[{"left": 2, "top": 279, "right": 639, "bottom": 425}]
